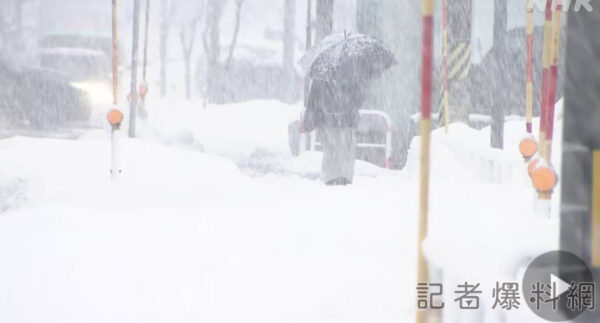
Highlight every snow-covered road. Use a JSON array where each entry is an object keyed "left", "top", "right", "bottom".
[{"left": 0, "top": 99, "right": 561, "bottom": 323}]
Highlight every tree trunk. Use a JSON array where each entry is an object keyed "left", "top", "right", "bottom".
[
  {"left": 184, "top": 56, "right": 191, "bottom": 99},
  {"left": 490, "top": 0, "right": 507, "bottom": 149},
  {"left": 283, "top": 0, "right": 296, "bottom": 102},
  {"left": 204, "top": 0, "right": 224, "bottom": 103},
  {"left": 159, "top": 0, "right": 169, "bottom": 97},
  {"left": 315, "top": 0, "right": 333, "bottom": 42}
]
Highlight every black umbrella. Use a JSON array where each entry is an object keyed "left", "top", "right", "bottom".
[{"left": 309, "top": 33, "right": 397, "bottom": 85}]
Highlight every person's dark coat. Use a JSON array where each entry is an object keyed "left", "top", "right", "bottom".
[{"left": 303, "top": 79, "right": 367, "bottom": 131}]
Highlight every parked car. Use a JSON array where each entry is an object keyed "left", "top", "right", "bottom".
[{"left": 0, "top": 60, "right": 91, "bottom": 127}]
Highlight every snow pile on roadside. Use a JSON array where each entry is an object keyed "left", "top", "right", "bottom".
[
  {"left": 0, "top": 131, "right": 415, "bottom": 323},
  {"left": 0, "top": 97, "right": 565, "bottom": 323},
  {"left": 402, "top": 108, "right": 562, "bottom": 322},
  {"left": 139, "top": 98, "right": 301, "bottom": 160}
]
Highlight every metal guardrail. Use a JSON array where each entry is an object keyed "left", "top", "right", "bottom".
[{"left": 300, "top": 109, "right": 394, "bottom": 169}]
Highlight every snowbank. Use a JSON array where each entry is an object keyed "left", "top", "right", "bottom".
[{"left": 0, "top": 98, "right": 564, "bottom": 323}]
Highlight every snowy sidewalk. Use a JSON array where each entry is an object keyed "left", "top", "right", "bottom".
[{"left": 0, "top": 99, "right": 562, "bottom": 323}]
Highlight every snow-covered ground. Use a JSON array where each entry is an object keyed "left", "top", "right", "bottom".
[{"left": 0, "top": 98, "right": 562, "bottom": 323}]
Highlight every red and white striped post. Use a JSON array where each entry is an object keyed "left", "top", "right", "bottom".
[
  {"left": 417, "top": 0, "right": 434, "bottom": 322},
  {"left": 538, "top": 0, "right": 553, "bottom": 158},
  {"left": 109, "top": 0, "right": 123, "bottom": 182},
  {"left": 545, "top": 0, "right": 562, "bottom": 160},
  {"left": 525, "top": 4, "right": 534, "bottom": 134},
  {"left": 441, "top": 0, "right": 449, "bottom": 133}
]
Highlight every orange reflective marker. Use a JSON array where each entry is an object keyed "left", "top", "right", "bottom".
[
  {"left": 532, "top": 163, "right": 558, "bottom": 193},
  {"left": 107, "top": 108, "right": 124, "bottom": 126},
  {"left": 528, "top": 157, "right": 540, "bottom": 178},
  {"left": 519, "top": 135, "right": 538, "bottom": 159}
]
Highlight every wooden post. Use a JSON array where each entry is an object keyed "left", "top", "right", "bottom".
[
  {"left": 525, "top": 4, "right": 534, "bottom": 134},
  {"left": 441, "top": 0, "right": 449, "bottom": 134},
  {"left": 417, "top": 0, "right": 434, "bottom": 322}
]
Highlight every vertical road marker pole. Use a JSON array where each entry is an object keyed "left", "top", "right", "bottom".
[
  {"left": 545, "top": 0, "right": 562, "bottom": 161},
  {"left": 417, "top": 0, "right": 434, "bottom": 322},
  {"left": 442, "top": 0, "right": 449, "bottom": 134},
  {"left": 525, "top": 4, "right": 534, "bottom": 134},
  {"left": 109, "top": 0, "right": 123, "bottom": 182},
  {"left": 139, "top": 0, "right": 150, "bottom": 119},
  {"left": 300, "top": 0, "right": 312, "bottom": 154},
  {"left": 129, "top": 0, "right": 141, "bottom": 138},
  {"left": 538, "top": 0, "right": 553, "bottom": 158}
]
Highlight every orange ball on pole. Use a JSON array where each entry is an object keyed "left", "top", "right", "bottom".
[
  {"left": 107, "top": 108, "right": 124, "bottom": 126},
  {"left": 531, "top": 163, "right": 558, "bottom": 193},
  {"left": 519, "top": 135, "right": 538, "bottom": 159}
]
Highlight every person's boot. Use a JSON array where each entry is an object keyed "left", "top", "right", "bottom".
[{"left": 326, "top": 178, "right": 352, "bottom": 186}]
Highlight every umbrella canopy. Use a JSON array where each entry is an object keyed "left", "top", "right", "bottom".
[
  {"left": 308, "top": 33, "right": 397, "bottom": 85},
  {"left": 298, "top": 33, "right": 348, "bottom": 75}
]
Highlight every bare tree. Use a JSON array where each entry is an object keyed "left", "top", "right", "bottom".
[
  {"left": 315, "top": 0, "right": 333, "bottom": 42},
  {"left": 225, "top": 0, "right": 244, "bottom": 70},
  {"left": 159, "top": 0, "right": 176, "bottom": 97},
  {"left": 202, "top": 0, "right": 226, "bottom": 104},
  {"left": 179, "top": 3, "right": 204, "bottom": 100}
]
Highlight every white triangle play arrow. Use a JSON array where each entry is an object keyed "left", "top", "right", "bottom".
[{"left": 551, "top": 274, "right": 571, "bottom": 296}]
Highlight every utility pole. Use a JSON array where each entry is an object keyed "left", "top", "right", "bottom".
[
  {"left": 299, "top": 0, "right": 312, "bottom": 154},
  {"left": 139, "top": 0, "right": 151, "bottom": 119},
  {"left": 129, "top": 0, "right": 141, "bottom": 138}
]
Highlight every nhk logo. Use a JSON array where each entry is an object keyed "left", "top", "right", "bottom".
[{"left": 526, "top": 0, "right": 593, "bottom": 12}]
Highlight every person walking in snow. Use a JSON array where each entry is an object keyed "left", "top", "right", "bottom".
[
  {"left": 304, "top": 78, "right": 367, "bottom": 185},
  {"left": 300, "top": 33, "right": 397, "bottom": 185}
]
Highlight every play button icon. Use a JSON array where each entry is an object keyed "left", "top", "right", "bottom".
[
  {"left": 550, "top": 274, "right": 571, "bottom": 297},
  {"left": 523, "top": 250, "right": 595, "bottom": 321}
]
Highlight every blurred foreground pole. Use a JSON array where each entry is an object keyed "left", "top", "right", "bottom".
[
  {"left": 109, "top": 0, "right": 123, "bottom": 182},
  {"left": 139, "top": 0, "right": 151, "bottom": 120},
  {"left": 560, "top": 3, "right": 600, "bottom": 320},
  {"left": 129, "top": 0, "right": 141, "bottom": 138},
  {"left": 538, "top": 0, "right": 552, "bottom": 158},
  {"left": 525, "top": 5, "right": 534, "bottom": 134},
  {"left": 417, "top": 0, "right": 433, "bottom": 322},
  {"left": 441, "top": 0, "right": 449, "bottom": 134}
]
